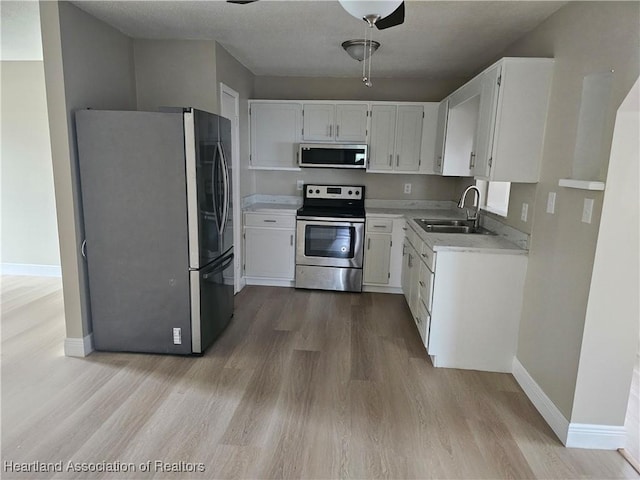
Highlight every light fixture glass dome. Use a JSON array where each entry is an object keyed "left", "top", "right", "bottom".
[
  {"left": 338, "top": 1, "right": 403, "bottom": 22},
  {"left": 342, "top": 39, "right": 380, "bottom": 61}
]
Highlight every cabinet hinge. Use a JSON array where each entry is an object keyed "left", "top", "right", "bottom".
[
  {"left": 370, "top": 110, "right": 372, "bottom": 118},
  {"left": 249, "top": 107, "right": 251, "bottom": 115},
  {"left": 302, "top": 128, "right": 304, "bottom": 135},
  {"left": 488, "top": 157, "right": 493, "bottom": 167},
  {"left": 390, "top": 240, "right": 393, "bottom": 247},
  {"left": 388, "top": 272, "right": 391, "bottom": 279},
  {"left": 422, "top": 111, "right": 425, "bottom": 118},
  {"left": 243, "top": 232, "right": 246, "bottom": 239},
  {"left": 418, "top": 159, "right": 421, "bottom": 166},
  {"left": 249, "top": 154, "right": 252, "bottom": 164},
  {"left": 497, "top": 75, "right": 502, "bottom": 86},
  {"left": 302, "top": 109, "right": 305, "bottom": 116}
]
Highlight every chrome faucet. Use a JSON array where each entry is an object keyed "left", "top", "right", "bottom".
[{"left": 457, "top": 185, "right": 482, "bottom": 228}]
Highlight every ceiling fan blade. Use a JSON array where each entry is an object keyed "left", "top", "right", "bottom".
[
  {"left": 375, "top": 2, "right": 405, "bottom": 30},
  {"left": 226, "top": 0, "right": 258, "bottom": 4}
]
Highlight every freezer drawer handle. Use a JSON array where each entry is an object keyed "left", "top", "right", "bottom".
[{"left": 202, "top": 254, "right": 234, "bottom": 280}]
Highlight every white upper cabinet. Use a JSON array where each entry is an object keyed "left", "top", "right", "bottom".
[
  {"left": 474, "top": 58, "right": 554, "bottom": 182},
  {"left": 434, "top": 57, "right": 554, "bottom": 182},
  {"left": 441, "top": 76, "right": 482, "bottom": 176},
  {"left": 395, "top": 105, "right": 424, "bottom": 172},
  {"left": 250, "top": 102, "right": 302, "bottom": 170},
  {"left": 419, "top": 102, "right": 439, "bottom": 174},
  {"left": 369, "top": 105, "right": 396, "bottom": 171},
  {"left": 368, "top": 104, "right": 424, "bottom": 173},
  {"left": 433, "top": 99, "right": 448, "bottom": 174},
  {"left": 302, "top": 103, "right": 368, "bottom": 143},
  {"left": 302, "top": 104, "right": 334, "bottom": 141}
]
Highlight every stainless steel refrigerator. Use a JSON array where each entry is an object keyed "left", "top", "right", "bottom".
[{"left": 75, "top": 108, "right": 233, "bottom": 355}]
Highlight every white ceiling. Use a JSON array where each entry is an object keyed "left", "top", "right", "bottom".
[{"left": 73, "top": 0, "right": 565, "bottom": 78}]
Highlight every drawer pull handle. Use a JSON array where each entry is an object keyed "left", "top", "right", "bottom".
[
  {"left": 419, "top": 281, "right": 425, "bottom": 287},
  {"left": 263, "top": 219, "right": 277, "bottom": 223},
  {"left": 373, "top": 224, "right": 386, "bottom": 228},
  {"left": 402, "top": 227, "right": 408, "bottom": 231},
  {"left": 290, "top": 234, "right": 294, "bottom": 246},
  {"left": 421, "top": 253, "right": 427, "bottom": 258}
]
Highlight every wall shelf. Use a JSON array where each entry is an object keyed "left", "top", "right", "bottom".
[{"left": 558, "top": 179, "right": 605, "bottom": 191}]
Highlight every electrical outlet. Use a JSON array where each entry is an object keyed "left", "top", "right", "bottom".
[
  {"left": 296, "top": 180, "right": 304, "bottom": 191},
  {"left": 404, "top": 183, "right": 412, "bottom": 194},
  {"left": 582, "top": 198, "right": 594, "bottom": 224},
  {"left": 521, "top": 203, "right": 529, "bottom": 222},
  {"left": 546, "top": 192, "right": 556, "bottom": 214}
]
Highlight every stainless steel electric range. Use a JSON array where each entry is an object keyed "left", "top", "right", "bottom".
[{"left": 295, "top": 184, "right": 365, "bottom": 292}]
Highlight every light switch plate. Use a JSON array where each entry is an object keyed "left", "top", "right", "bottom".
[
  {"left": 296, "top": 180, "right": 304, "bottom": 191},
  {"left": 404, "top": 183, "right": 412, "bottom": 194},
  {"left": 582, "top": 198, "right": 594, "bottom": 224},
  {"left": 521, "top": 203, "right": 529, "bottom": 222},
  {"left": 547, "top": 192, "right": 556, "bottom": 214}
]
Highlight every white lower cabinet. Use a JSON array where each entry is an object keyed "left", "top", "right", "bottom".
[
  {"left": 243, "top": 212, "right": 296, "bottom": 285},
  {"left": 402, "top": 222, "right": 527, "bottom": 373},
  {"left": 363, "top": 217, "right": 405, "bottom": 290}
]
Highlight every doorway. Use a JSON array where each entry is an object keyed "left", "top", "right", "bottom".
[{"left": 219, "top": 83, "right": 242, "bottom": 294}]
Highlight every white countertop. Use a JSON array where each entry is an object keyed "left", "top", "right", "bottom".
[
  {"left": 243, "top": 202, "right": 299, "bottom": 214},
  {"left": 368, "top": 207, "right": 527, "bottom": 254}
]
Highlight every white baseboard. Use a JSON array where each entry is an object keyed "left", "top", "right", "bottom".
[
  {"left": 566, "top": 423, "right": 626, "bottom": 450},
  {"left": 64, "top": 333, "right": 94, "bottom": 357},
  {"left": 362, "top": 285, "right": 403, "bottom": 294},
  {"left": 245, "top": 277, "right": 295, "bottom": 288},
  {"left": 512, "top": 357, "right": 570, "bottom": 444},
  {"left": 1, "top": 263, "right": 62, "bottom": 277}
]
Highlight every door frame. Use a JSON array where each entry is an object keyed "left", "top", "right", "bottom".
[{"left": 219, "top": 82, "right": 242, "bottom": 293}]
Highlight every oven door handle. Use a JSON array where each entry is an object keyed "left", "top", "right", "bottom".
[{"left": 296, "top": 218, "right": 364, "bottom": 226}]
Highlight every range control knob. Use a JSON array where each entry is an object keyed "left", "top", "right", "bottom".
[
  {"left": 316, "top": 189, "right": 320, "bottom": 194},
  {"left": 348, "top": 190, "right": 353, "bottom": 195},
  {"left": 308, "top": 189, "right": 313, "bottom": 194}
]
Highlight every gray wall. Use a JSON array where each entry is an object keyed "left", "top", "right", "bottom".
[
  {"left": 40, "top": 0, "right": 137, "bottom": 340},
  {"left": 134, "top": 40, "right": 217, "bottom": 113},
  {"left": 498, "top": 2, "right": 640, "bottom": 420},
  {"left": 253, "top": 76, "right": 466, "bottom": 102},
  {"left": 251, "top": 75, "right": 467, "bottom": 201},
  {"left": 1, "top": 61, "right": 60, "bottom": 267}
]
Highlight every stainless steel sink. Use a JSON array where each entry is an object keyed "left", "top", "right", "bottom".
[{"left": 415, "top": 218, "right": 496, "bottom": 235}]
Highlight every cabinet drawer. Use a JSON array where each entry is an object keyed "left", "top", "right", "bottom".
[
  {"left": 367, "top": 218, "right": 393, "bottom": 233},
  {"left": 420, "top": 244, "right": 435, "bottom": 271},
  {"left": 415, "top": 298, "right": 429, "bottom": 345},
  {"left": 244, "top": 212, "right": 296, "bottom": 228},
  {"left": 406, "top": 224, "right": 420, "bottom": 249},
  {"left": 418, "top": 262, "right": 433, "bottom": 312}
]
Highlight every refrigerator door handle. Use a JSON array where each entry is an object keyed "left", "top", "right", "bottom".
[
  {"left": 202, "top": 252, "right": 234, "bottom": 280},
  {"left": 211, "top": 143, "right": 222, "bottom": 233},
  {"left": 217, "top": 141, "right": 230, "bottom": 238}
]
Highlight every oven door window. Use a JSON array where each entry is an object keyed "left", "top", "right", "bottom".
[{"left": 304, "top": 225, "right": 355, "bottom": 259}]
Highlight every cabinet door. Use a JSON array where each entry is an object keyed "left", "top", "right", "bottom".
[
  {"left": 250, "top": 102, "right": 302, "bottom": 169},
  {"left": 442, "top": 78, "right": 481, "bottom": 176},
  {"left": 335, "top": 104, "right": 368, "bottom": 143},
  {"left": 419, "top": 103, "right": 439, "bottom": 174},
  {"left": 395, "top": 105, "right": 423, "bottom": 172},
  {"left": 433, "top": 99, "right": 449, "bottom": 174},
  {"left": 303, "top": 104, "right": 335, "bottom": 141},
  {"left": 244, "top": 227, "right": 295, "bottom": 279},
  {"left": 368, "top": 105, "right": 396, "bottom": 171},
  {"left": 363, "top": 233, "right": 392, "bottom": 285},
  {"left": 473, "top": 64, "right": 501, "bottom": 179},
  {"left": 401, "top": 239, "right": 412, "bottom": 301}
]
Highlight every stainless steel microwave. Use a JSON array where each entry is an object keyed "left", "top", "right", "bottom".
[{"left": 298, "top": 144, "right": 367, "bottom": 169}]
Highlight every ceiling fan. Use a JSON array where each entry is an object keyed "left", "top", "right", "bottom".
[{"left": 226, "top": 0, "right": 405, "bottom": 30}]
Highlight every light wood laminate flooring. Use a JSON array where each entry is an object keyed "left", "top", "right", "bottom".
[{"left": 1, "top": 276, "right": 637, "bottom": 479}]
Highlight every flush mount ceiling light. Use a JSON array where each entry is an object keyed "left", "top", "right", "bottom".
[{"left": 341, "top": 39, "right": 380, "bottom": 62}]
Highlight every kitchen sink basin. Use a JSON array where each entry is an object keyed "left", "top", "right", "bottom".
[{"left": 415, "top": 219, "right": 496, "bottom": 235}]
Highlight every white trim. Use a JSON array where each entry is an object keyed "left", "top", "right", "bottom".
[
  {"left": 245, "top": 277, "right": 294, "bottom": 288},
  {"left": 219, "top": 82, "right": 242, "bottom": 295},
  {"left": 362, "top": 285, "right": 403, "bottom": 294},
  {"left": 566, "top": 423, "right": 626, "bottom": 450},
  {"left": 248, "top": 166, "right": 302, "bottom": 172},
  {"left": 512, "top": 357, "right": 570, "bottom": 444},
  {"left": 238, "top": 275, "right": 247, "bottom": 292},
  {"left": 64, "top": 333, "right": 94, "bottom": 357},
  {"left": 1, "top": 263, "right": 62, "bottom": 277}
]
